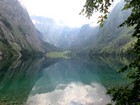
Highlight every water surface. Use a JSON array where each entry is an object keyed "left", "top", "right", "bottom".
[{"left": 0, "top": 56, "right": 130, "bottom": 105}]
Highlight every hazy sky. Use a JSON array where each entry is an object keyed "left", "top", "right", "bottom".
[{"left": 19, "top": 0, "right": 120, "bottom": 27}]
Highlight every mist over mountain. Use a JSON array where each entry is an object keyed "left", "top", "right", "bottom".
[
  {"left": 31, "top": 16, "right": 99, "bottom": 50},
  {"left": 32, "top": 1, "right": 133, "bottom": 55}
]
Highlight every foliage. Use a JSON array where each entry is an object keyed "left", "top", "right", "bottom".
[
  {"left": 81, "top": 0, "right": 140, "bottom": 104},
  {"left": 80, "top": 0, "right": 112, "bottom": 27}
]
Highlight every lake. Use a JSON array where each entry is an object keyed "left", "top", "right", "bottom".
[{"left": 0, "top": 56, "right": 131, "bottom": 105}]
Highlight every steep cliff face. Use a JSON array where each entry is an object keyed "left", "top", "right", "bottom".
[{"left": 0, "top": 0, "right": 45, "bottom": 58}]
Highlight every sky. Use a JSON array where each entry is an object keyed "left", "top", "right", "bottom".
[{"left": 19, "top": 0, "right": 120, "bottom": 27}]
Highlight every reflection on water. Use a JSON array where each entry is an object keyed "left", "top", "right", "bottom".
[
  {"left": 0, "top": 56, "right": 131, "bottom": 105},
  {"left": 27, "top": 82, "right": 111, "bottom": 105},
  {"left": 0, "top": 57, "right": 58, "bottom": 105}
]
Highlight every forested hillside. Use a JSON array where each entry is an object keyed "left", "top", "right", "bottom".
[{"left": 89, "top": 1, "right": 135, "bottom": 55}]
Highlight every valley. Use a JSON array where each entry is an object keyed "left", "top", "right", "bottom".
[{"left": 0, "top": 0, "right": 139, "bottom": 105}]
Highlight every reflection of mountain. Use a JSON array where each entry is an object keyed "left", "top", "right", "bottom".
[
  {"left": 0, "top": 55, "right": 131, "bottom": 104},
  {"left": 0, "top": 58, "right": 59, "bottom": 105},
  {"left": 30, "top": 56, "right": 130, "bottom": 95}
]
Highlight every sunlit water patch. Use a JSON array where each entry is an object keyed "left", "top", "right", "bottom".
[{"left": 26, "top": 82, "right": 112, "bottom": 105}]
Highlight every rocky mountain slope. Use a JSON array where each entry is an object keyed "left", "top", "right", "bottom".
[{"left": 0, "top": 0, "right": 58, "bottom": 59}]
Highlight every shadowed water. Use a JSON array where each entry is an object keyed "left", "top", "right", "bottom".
[{"left": 0, "top": 56, "right": 131, "bottom": 105}]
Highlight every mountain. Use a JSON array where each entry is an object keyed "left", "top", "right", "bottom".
[
  {"left": 31, "top": 16, "right": 98, "bottom": 50},
  {"left": 0, "top": 0, "right": 58, "bottom": 59},
  {"left": 69, "top": 24, "right": 98, "bottom": 49},
  {"left": 31, "top": 16, "right": 79, "bottom": 48},
  {"left": 89, "top": 1, "right": 135, "bottom": 55},
  {"left": 31, "top": 1, "right": 134, "bottom": 56}
]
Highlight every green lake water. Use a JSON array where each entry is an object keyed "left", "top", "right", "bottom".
[{"left": 0, "top": 56, "right": 131, "bottom": 105}]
